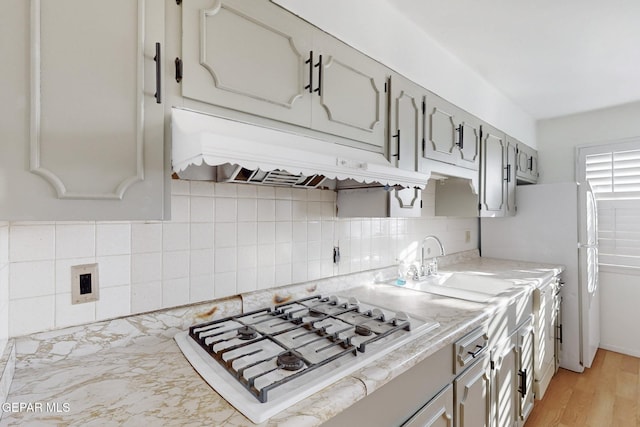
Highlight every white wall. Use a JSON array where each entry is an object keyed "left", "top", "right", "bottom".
[
  {"left": 0, "top": 222, "right": 8, "bottom": 355},
  {"left": 4, "top": 180, "right": 477, "bottom": 337},
  {"left": 273, "top": 0, "right": 536, "bottom": 147},
  {"left": 537, "top": 102, "right": 640, "bottom": 357},
  {"left": 537, "top": 101, "right": 640, "bottom": 183}
]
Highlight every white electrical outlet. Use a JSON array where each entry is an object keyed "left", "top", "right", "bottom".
[{"left": 71, "top": 263, "right": 99, "bottom": 304}]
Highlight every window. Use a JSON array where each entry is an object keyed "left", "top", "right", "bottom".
[{"left": 580, "top": 139, "right": 640, "bottom": 270}]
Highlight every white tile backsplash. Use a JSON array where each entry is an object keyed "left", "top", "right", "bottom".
[{"left": 3, "top": 181, "right": 478, "bottom": 336}]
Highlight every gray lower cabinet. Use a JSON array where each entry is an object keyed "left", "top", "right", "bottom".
[
  {"left": 423, "top": 94, "right": 480, "bottom": 170},
  {"left": 491, "top": 315, "right": 534, "bottom": 427},
  {"left": 181, "top": 0, "right": 386, "bottom": 151},
  {"left": 454, "top": 353, "right": 491, "bottom": 427},
  {"left": 480, "top": 124, "right": 516, "bottom": 217},
  {"left": 1, "top": 0, "right": 167, "bottom": 220},
  {"left": 404, "top": 384, "right": 454, "bottom": 427}
]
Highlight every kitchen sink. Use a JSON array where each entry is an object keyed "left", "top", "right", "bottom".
[{"left": 401, "top": 273, "right": 516, "bottom": 302}]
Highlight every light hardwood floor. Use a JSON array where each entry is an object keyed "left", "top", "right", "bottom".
[{"left": 525, "top": 349, "right": 640, "bottom": 427}]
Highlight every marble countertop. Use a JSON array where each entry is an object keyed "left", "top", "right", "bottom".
[{"left": 0, "top": 254, "right": 562, "bottom": 426}]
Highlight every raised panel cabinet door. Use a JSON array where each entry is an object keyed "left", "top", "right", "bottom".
[
  {"left": 181, "top": 0, "right": 312, "bottom": 127},
  {"left": 11, "top": 0, "right": 166, "bottom": 220},
  {"left": 424, "top": 94, "right": 459, "bottom": 165},
  {"left": 403, "top": 384, "right": 454, "bottom": 427},
  {"left": 457, "top": 111, "right": 481, "bottom": 170},
  {"left": 517, "top": 319, "right": 535, "bottom": 423},
  {"left": 389, "top": 75, "right": 424, "bottom": 171},
  {"left": 454, "top": 355, "right": 491, "bottom": 427},
  {"left": 311, "top": 30, "right": 387, "bottom": 151},
  {"left": 480, "top": 125, "right": 507, "bottom": 217},
  {"left": 505, "top": 140, "right": 517, "bottom": 216},
  {"left": 491, "top": 335, "right": 519, "bottom": 427}
]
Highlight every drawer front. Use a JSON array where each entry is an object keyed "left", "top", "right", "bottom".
[{"left": 455, "top": 328, "right": 489, "bottom": 374}]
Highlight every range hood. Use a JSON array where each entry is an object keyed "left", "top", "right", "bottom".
[{"left": 171, "top": 108, "right": 429, "bottom": 189}]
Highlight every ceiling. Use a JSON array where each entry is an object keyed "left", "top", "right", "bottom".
[{"left": 386, "top": 0, "right": 640, "bottom": 120}]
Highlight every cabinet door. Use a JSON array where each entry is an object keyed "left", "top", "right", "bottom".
[
  {"left": 2, "top": 0, "right": 166, "bottom": 220},
  {"left": 181, "top": 0, "right": 312, "bottom": 127},
  {"left": 457, "top": 111, "right": 481, "bottom": 170},
  {"left": 514, "top": 139, "right": 538, "bottom": 183},
  {"left": 404, "top": 384, "right": 454, "bottom": 427},
  {"left": 424, "top": 94, "right": 459, "bottom": 165},
  {"left": 389, "top": 75, "right": 424, "bottom": 171},
  {"left": 311, "top": 30, "right": 387, "bottom": 150},
  {"left": 517, "top": 319, "right": 535, "bottom": 423},
  {"left": 491, "top": 335, "right": 518, "bottom": 427},
  {"left": 454, "top": 355, "right": 491, "bottom": 427},
  {"left": 480, "top": 124, "right": 507, "bottom": 217},
  {"left": 505, "top": 139, "right": 517, "bottom": 216}
]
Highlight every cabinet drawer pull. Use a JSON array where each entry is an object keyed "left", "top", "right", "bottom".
[
  {"left": 304, "top": 51, "right": 313, "bottom": 93},
  {"left": 518, "top": 369, "right": 528, "bottom": 397},
  {"left": 314, "top": 54, "right": 323, "bottom": 96},
  {"left": 175, "top": 57, "right": 183, "bottom": 83},
  {"left": 392, "top": 130, "right": 401, "bottom": 160},
  {"left": 467, "top": 344, "right": 484, "bottom": 358},
  {"left": 455, "top": 124, "right": 464, "bottom": 149},
  {"left": 503, "top": 164, "right": 512, "bottom": 182},
  {"left": 154, "top": 42, "right": 161, "bottom": 104}
]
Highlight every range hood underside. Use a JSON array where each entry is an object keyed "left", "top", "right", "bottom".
[{"left": 171, "top": 108, "right": 429, "bottom": 190}]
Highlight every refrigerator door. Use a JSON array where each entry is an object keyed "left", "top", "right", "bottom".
[{"left": 578, "top": 182, "right": 600, "bottom": 368}]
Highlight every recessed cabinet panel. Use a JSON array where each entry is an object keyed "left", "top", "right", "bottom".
[
  {"left": 424, "top": 94, "right": 479, "bottom": 171},
  {"left": 491, "top": 334, "right": 518, "bottom": 427},
  {"left": 513, "top": 138, "right": 538, "bottom": 184},
  {"left": 458, "top": 112, "right": 481, "bottom": 168},
  {"left": 403, "top": 384, "right": 454, "bottom": 427},
  {"left": 181, "top": 0, "right": 312, "bottom": 127},
  {"left": 312, "top": 31, "right": 386, "bottom": 149},
  {"left": 480, "top": 130, "right": 506, "bottom": 216},
  {"left": 35, "top": 0, "right": 141, "bottom": 198},
  {"left": 454, "top": 355, "right": 491, "bottom": 427},
  {"left": 389, "top": 75, "right": 424, "bottom": 172},
  {"left": 2, "top": 0, "right": 167, "bottom": 220}
]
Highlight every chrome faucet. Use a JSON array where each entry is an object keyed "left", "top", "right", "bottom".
[{"left": 420, "top": 235, "right": 446, "bottom": 277}]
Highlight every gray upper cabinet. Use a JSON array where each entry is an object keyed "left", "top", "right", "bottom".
[
  {"left": 423, "top": 94, "right": 480, "bottom": 170},
  {"left": 479, "top": 124, "right": 516, "bottom": 217},
  {"left": 310, "top": 30, "right": 387, "bottom": 150},
  {"left": 387, "top": 75, "right": 426, "bottom": 217},
  {"left": 181, "top": 0, "right": 312, "bottom": 128},
  {"left": 181, "top": 0, "right": 386, "bottom": 151},
  {"left": 0, "top": 0, "right": 167, "bottom": 220},
  {"left": 513, "top": 138, "right": 539, "bottom": 184}
]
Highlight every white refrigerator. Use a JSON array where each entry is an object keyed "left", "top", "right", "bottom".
[{"left": 481, "top": 182, "right": 600, "bottom": 372}]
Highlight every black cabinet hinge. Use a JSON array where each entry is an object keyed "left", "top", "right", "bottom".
[
  {"left": 422, "top": 100, "right": 426, "bottom": 114},
  {"left": 420, "top": 199, "right": 423, "bottom": 208},
  {"left": 490, "top": 360, "right": 495, "bottom": 370},
  {"left": 176, "top": 0, "right": 182, "bottom": 5},
  {"left": 384, "top": 82, "right": 387, "bottom": 93}
]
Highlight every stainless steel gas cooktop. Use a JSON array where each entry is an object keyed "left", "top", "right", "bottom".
[{"left": 175, "top": 293, "right": 439, "bottom": 423}]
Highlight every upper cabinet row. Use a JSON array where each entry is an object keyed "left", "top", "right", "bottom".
[
  {"left": 2, "top": 0, "right": 537, "bottom": 220},
  {"left": 181, "top": 0, "right": 387, "bottom": 151}
]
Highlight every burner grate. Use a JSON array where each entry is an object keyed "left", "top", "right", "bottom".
[{"left": 188, "top": 294, "right": 416, "bottom": 403}]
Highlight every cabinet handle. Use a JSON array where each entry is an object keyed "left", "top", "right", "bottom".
[
  {"left": 175, "top": 57, "right": 183, "bottom": 83},
  {"left": 518, "top": 369, "right": 528, "bottom": 397},
  {"left": 556, "top": 324, "right": 563, "bottom": 343},
  {"left": 504, "top": 164, "right": 512, "bottom": 182},
  {"left": 314, "top": 54, "right": 323, "bottom": 96},
  {"left": 304, "top": 51, "right": 313, "bottom": 93},
  {"left": 528, "top": 157, "right": 533, "bottom": 171},
  {"left": 455, "top": 124, "right": 464, "bottom": 149},
  {"left": 467, "top": 344, "right": 484, "bottom": 358},
  {"left": 153, "top": 42, "right": 161, "bottom": 104},
  {"left": 392, "top": 130, "right": 401, "bottom": 160}
]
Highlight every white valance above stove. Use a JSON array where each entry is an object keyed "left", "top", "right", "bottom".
[{"left": 171, "top": 108, "right": 429, "bottom": 189}]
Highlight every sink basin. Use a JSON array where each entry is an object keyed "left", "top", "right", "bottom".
[{"left": 402, "top": 273, "right": 515, "bottom": 302}]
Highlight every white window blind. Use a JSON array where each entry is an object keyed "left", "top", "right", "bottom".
[{"left": 583, "top": 140, "right": 640, "bottom": 269}]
